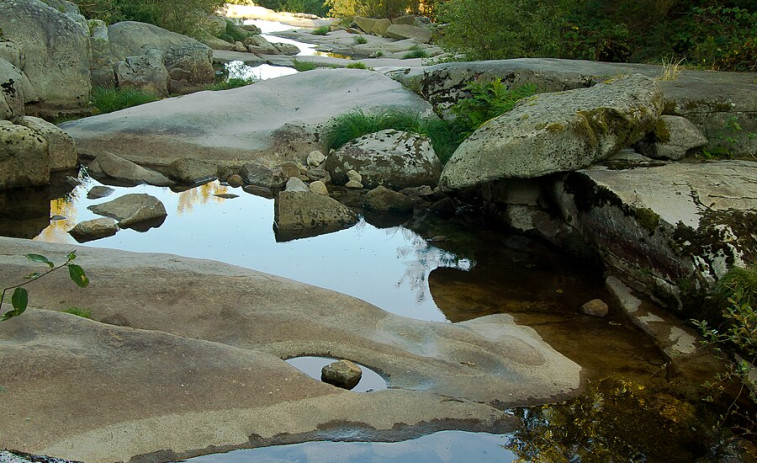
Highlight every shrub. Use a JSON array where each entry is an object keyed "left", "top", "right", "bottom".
[
  {"left": 92, "top": 86, "right": 160, "bottom": 114},
  {"left": 312, "top": 25, "right": 331, "bottom": 35},
  {"left": 451, "top": 79, "right": 538, "bottom": 139}
]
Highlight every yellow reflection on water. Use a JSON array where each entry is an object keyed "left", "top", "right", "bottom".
[
  {"left": 35, "top": 196, "right": 78, "bottom": 244},
  {"left": 176, "top": 182, "right": 229, "bottom": 215}
]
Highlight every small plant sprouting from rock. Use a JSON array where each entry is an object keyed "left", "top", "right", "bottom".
[
  {"left": 452, "top": 78, "right": 538, "bottom": 139},
  {"left": 292, "top": 58, "right": 318, "bottom": 72},
  {"left": 692, "top": 266, "right": 757, "bottom": 435},
  {"left": 62, "top": 307, "right": 93, "bottom": 319},
  {"left": 0, "top": 252, "right": 89, "bottom": 321},
  {"left": 402, "top": 45, "right": 428, "bottom": 59},
  {"left": 354, "top": 35, "right": 368, "bottom": 45},
  {"left": 346, "top": 61, "right": 368, "bottom": 70}
]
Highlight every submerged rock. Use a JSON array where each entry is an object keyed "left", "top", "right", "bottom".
[
  {"left": 440, "top": 74, "right": 663, "bottom": 190},
  {"left": 321, "top": 359, "right": 362, "bottom": 390},
  {"left": 581, "top": 299, "right": 609, "bottom": 317}
]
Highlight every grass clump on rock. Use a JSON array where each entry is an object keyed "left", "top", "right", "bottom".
[
  {"left": 312, "top": 25, "right": 330, "bottom": 35},
  {"left": 346, "top": 62, "right": 368, "bottom": 70},
  {"left": 402, "top": 46, "right": 428, "bottom": 59},
  {"left": 92, "top": 86, "right": 160, "bottom": 114},
  {"left": 292, "top": 59, "right": 318, "bottom": 72}
]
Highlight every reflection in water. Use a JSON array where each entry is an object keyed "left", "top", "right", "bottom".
[
  {"left": 177, "top": 430, "right": 515, "bottom": 463},
  {"left": 32, "top": 177, "right": 469, "bottom": 322},
  {"left": 225, "top": 61, "right": 298, "bottom": 81},
  {"left": 0, "top": 186, "right": 53, "bottom": 239}
]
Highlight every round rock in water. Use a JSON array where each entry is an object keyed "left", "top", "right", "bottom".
[
  {"left": 581, "top": 299, "right": 609, "bottom": 317},
  {"left": 321, "top": 359, "right": 362, "bottom": 390}
]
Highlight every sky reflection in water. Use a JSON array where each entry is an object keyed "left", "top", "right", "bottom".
[{"left": 35, "top": 178, "right": 471, "bottom": 322}]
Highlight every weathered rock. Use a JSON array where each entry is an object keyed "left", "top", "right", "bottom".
[
  {"left": 18, "top": 116, "right": 77, "bottom": 171},
  {"left": 167, "top": 158, "right": 217, "bottom": 184},
  {"left": 87, "top": 186, "right": 114, "bottom": 199},
  {"left": 309, "top": 180, "right": 329, "bottom": 196},
  {"left": 241, "top": 162, "right": 288, "bottom": 190},
  {"left": 0, "top": 120, "right": 49, "bottom": 189},
  {"left": 285, "top": 177, "right": 309, "bottom": 192},
  {"left": 87, "top": 19, "right": 117, "bottom": 88},
  {"left": 88, "top": 193, "right": 167, "bottom": 229},
  {"left": 385, "top": 24, "right": 432, "bottom": 43},
  {"left": 62, "top": 70, "right": 433, "bottom": 168},
  {"left": 321, "top": 359, "right": 362, "bottom": 390},
  {"left": 346, "top": 169, "right": 362, "bottom": 183},
  {"left": 326, "top": 130, "right": 441, "bottom": 189},
  {"left": 0, "top": 58, "right": 34, "bottom": 120},
  {"left": 68, "top": 217, "right": 118, "bottom": 242},
  {"left": 108, "top": 21, "right": 214, "bottom": 93},
  {"left": 244, "top": 35, "right": 279, "bottom": 54},
  {"left": 0, "top": 0, "right": 91, "bottom": 112},
  {"left": 555, "top": 160, "right": 757, "bottom": 311},
  {"left": 243, "top": 184, "right": 274, "bottom": 199},
  {"left": 274, "top": 42, "right": 300, "bottom": 55},
  {"left": 637, "top": 115, "right": 708, "bottom": 160},
  {"left": 87, "top": 152, "right": 173, "bottom": 187},
  {"left": 440, "top": 75, "right": 663, "bottom": 190},
  {"left": 581, "top": 299, "right": 609, "bottom": 317},
  {"left": 364, "top": 185, "right": 413, "bottom": 214},
  {"left": 226, "top": 174, "right": 244, "bottom": 187},
  {"left": 372, "top": 19, "right": 392, "bottom": 36},
  {"left": 275, "top": 190, "right": 358, "bottom": 237},
  {"left": 114, "top": 49, "right": 170, "bottom": 96},
  {"left": 307, "top": 150, "right": 326, "bottom": 167},
  {"left": 354, "top": 17, "right": 377, "bottom": 34}
]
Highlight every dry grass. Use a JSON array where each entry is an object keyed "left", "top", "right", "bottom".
[{"left": 659, "top": 56, "right": 686, "bottom": 81}]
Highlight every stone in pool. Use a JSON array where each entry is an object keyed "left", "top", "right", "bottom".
[{"left": 321, "top": 359, "right": 362, "bottom": 390}]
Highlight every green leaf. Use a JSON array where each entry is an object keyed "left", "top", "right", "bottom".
[
  {"left": 26, "top": 253, "right": 54, "bottom": 268},
  {"left": 24, "top": 272, "right": 41, "bottom": 280},
  {"left": 67, "top": 251, "right": 77, "bottom": 261},
  {"left": 11, "top": 287, "right": 28, "bottom": 311},
  {"left": 68, "top": 264, "right": 89, "bottom": 288}
]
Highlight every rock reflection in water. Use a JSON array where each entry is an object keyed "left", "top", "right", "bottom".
[
  {"left": 0, "top": 186, "right": 51, "bottom": 239},
  {"left": 32, "top": 178, "right": 469, "bottom": 322}
]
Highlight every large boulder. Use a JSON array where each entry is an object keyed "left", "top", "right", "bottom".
[
  {"left": 553, "top": 160, "right": 757, "bottom": 311},
  {"left": 0, "top": 0, "right": 91, "bottom": 112},
  {"left": 107, "top": 21, "right": 214, "bottom": 93},
  {"left": 0, "top": 58, "right": 28, "bottom": 120},
  {"left": 0, "top": 119, "right": 49, "bottom": 189},
  {"left": 86, "top": 152, "right": 173, "bottom": 187},
  {"left": 88, "top": 19, "right": 117, "bottom": 88},
  {"left": 326, "top": 130, "right": 441, "bottom": 189},
  {"left": 274, "top": 190, "right": 358, "bottom": 240},
  {"left": 113, "top": 49, "right": 170, "bottom": 96},
  {"left": 18, "top": 116, "right": 77, "bottom": 171},
  {"left": 440, "top": 74, "right": 663, "bottom": 190},
  {"left": 62, "top": 70, "right": 433, "bottom": 168}
]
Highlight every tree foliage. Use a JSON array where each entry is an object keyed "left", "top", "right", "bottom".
[{"left": 325, "top": 0, "right": 420, "bottom": 19}]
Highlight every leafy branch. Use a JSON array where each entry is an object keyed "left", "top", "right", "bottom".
[{"left": 0, "top": 252, "right": 89, "bottom": 321}]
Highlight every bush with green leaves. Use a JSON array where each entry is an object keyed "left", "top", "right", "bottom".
[
  {"left": 1, "top": 252, "right": 89, "bottom": 321},
  {"left": 451, "top": 79, "right": 538, "bottom": 139},
  {"left": 325, "top": 0, "right": 419, "bottom": 19},
  {"left": 693, "top": 266, "right": 757, "bottom": 432},
  {"left": 72, "top": 0, "right": 226, "bottom": 36},
  {"left": 312, "top": 25, "right": 331, "bottom": 35}
]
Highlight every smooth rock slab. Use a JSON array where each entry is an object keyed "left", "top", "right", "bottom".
[
  {"left": 0, "top": 237, "right": 580, "bottom": 463},
  {"left": 440, "top": 74, "right": 663, "bottom": 190},
  {"left": 86, "top": 152, "right": 173, "bottom": 187}
]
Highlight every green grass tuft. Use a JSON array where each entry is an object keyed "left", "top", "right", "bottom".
[
  {"left": 204, "top": 77, "right": 255, "bottom": 91},
  {"left": 92, "top": 86, "right": 160, "bottom": 114},
  {"left": 346, "top": 61, "right": 368, "bottom": 69},
  {"left": 62, "top": 307, "right": 92, "bottom": 319},
  {"left": 312, "top": 25, "right": 330, "bottom": 35},
  {"left": 402, "top": 46, "right": 429, "bottom": 59},
  {"left": 354, "top": 35, "right": 368, "bottom": 45},
  {"left": 292, "top": 58, "right": 318, "bottom": 72}
]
